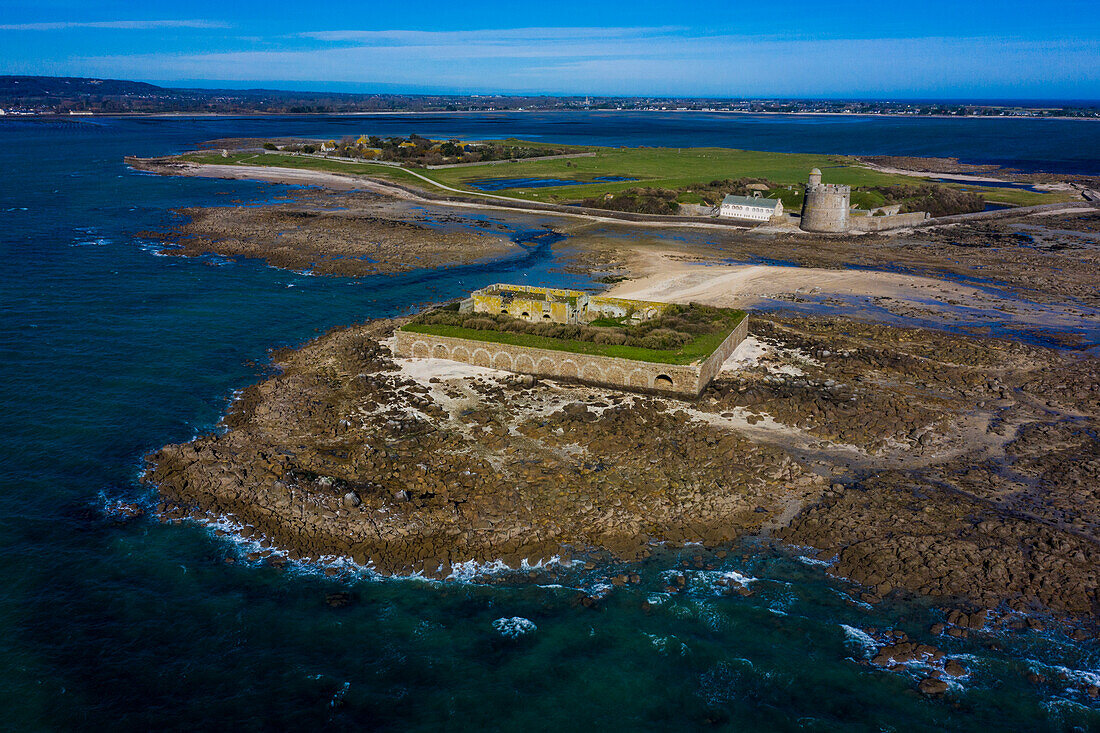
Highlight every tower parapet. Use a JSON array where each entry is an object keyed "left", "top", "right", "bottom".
[{"left": 800, "top": 169, "right": 850, "bottom": 233}]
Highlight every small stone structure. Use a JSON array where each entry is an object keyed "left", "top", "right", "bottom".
[{"left": 395, "top": 286, "right": 749, "bottom": 398}]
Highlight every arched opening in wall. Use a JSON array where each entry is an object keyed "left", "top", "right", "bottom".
[
  {"left": 501, "top": 309, "right": 508, "bottom": 314},
  {"left": 521, "top": 312, "right": 530, "bottom": 319},
  {"left": 543, "top": 314, "right": 551, "bottom": 320},
  {"left": 654, "top": 375, "right": 674, "bottom": 389},
  {"left": 434, "top": 344, "right": 448, "bottom": 358}
]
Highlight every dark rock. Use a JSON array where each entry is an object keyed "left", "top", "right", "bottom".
[
  {"left": 944, "top": 659, "right": 968, "bottom": 677},
  {"left": 918, "top": 678, "right": 949, "bottom": 696}
]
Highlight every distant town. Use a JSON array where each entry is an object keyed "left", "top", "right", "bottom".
[{"left": 1, "top": 75, "right": 1098, "bottom": 119}]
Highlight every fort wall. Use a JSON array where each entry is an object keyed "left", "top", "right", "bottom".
[
  {"left": 697, "top": 315, "right": 750, "bottom": 387},
  {"left": 393, "top": 315, "right": 748, "bottom": 398},
  {"left": 849, "top": 211, "right": 931, "bottom": 231}
]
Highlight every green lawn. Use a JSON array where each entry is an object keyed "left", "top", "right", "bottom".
[
  {"left": 401, "top": 312, "right": 746, "bottom": 366},
  {"left": 175, "top": 145, "right": 1076, "bottom": 208}
]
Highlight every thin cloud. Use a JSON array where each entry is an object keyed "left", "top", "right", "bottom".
[
  {"left": 299, "top": 26, "right": 686, "bottom": 44},
  {"left": 63, "top": 32, "right": 1098, "bottom": 98},
  {"left": 0, "top": 20, "right": 228, "bottom": 31}
]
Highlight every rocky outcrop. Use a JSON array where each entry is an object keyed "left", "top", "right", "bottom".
[{"left": 144, "top": 313, "right": 1100, "bottom": 621}]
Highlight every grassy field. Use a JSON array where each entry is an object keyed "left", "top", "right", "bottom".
[
  {"left": 176, "top": 145, "right": 1076, "bottom": 208},
  {"left": 401, "top": 312, "right": 746, "bottom": 366},
  {"left": 177, "top": 151, "right": 440, "bottom": 189}
]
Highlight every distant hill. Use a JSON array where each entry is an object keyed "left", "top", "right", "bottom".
[
  {"left": 0, "top": 75, "right": 165, "bottom": 97},
  {"left": 0, "top": 74, "right": 573, "bottom": 114},
  {"left": 2, "top": 75, "right": 1096, "bottom": 118}
]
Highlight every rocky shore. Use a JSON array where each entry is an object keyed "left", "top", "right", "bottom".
[
  {"left": 144, "top": 312, "right": 1099, "bottom": 625},
  {"left": 142, "top": 189, "right": 520, "bottom": 276}
]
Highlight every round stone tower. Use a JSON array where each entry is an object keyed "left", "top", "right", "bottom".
[{"left": 800, "top": 168, "right": 850, "bottom": 233}]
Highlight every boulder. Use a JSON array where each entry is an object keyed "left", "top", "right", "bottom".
[
  {"left": 917, "top": 677, "right": 948, "bottom": 696},
  {"left": 944, "top": 659, "right": 968, "bottom": 678}
]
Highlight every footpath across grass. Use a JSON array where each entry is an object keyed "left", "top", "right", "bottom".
[{"left": 402, "top": 311, "right": 746, "bottom": 366}]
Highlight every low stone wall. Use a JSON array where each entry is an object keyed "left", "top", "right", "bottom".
[
  {"left": 917, "top": 201, "right": 1096, "bottom": 226},
  {"left": 394, "top": 316, "right": 748, "bottom": 398},
  {"left": 850, "top": 211, "right": 931, "bottom": 231}
]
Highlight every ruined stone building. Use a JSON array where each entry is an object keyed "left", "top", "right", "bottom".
[{"left": 468, "top": 283, "right": 669, "bottom": 324}]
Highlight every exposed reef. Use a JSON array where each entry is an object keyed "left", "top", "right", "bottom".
[
  {"left": 144, "top": 314, "right": 1100, "bottom": 624},
  {"left": 142, "top": 189, "right": 519, "bottom": 276}
]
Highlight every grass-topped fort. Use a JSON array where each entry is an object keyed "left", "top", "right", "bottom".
[{"left": 395, "top": 284, "right": 748, "bottom": 397}]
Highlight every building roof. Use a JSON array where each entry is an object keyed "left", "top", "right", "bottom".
[{"left": 721, "top": 194, "right": 780, "bottom": 209}]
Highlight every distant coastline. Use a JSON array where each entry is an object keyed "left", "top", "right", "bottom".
[{"left": 7, "top": 108, "right": 1100, "bottom": 122}]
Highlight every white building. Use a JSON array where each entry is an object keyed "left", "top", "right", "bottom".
[{"left": 718, "top": 193, "right": 784, "bottom": 222}]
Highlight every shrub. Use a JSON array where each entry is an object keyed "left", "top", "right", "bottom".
[
  {"left": 640, "top": 328, "right": 690, "bottom": 349},
  {"left": 465, "top": 317, "right": 499, "bottom": 331},
  {"left": 593, "top": 331, "right": 628, "bottom": 345},
  {"left": 411, "top": 302, "right": 741, "bottom": 352}
]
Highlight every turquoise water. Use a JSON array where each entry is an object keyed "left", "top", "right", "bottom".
[{"left": 1, "top": 115, "right": 1098, "bottom": 730}]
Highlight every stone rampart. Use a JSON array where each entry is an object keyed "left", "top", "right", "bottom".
[
  {"left": 697, "top": 315, "right": 750, "bottom": 387},
  {"left": 394, "top": 315, "right": 748, "bottom": 398},
  {"left": 849, "top": 211, "right": 931, "bottom": 231},
  {"left": 916, "top": 201, "right": 1096, "bottom": 226}
]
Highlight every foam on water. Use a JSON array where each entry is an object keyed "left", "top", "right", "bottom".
[
  {"left": 492, "top": 617, "right": 537, "bottom": 639},
  {"left": 646, "top": 633, "right": 691, "bottom": 656},
  {"left": 840, "top": 624, "right": 878, "bottom": 659}
]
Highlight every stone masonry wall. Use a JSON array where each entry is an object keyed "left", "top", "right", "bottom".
[
  {"left": 394, "top": 315, "right": 748, "bottom": 398},
  {"left": 697, "top": 315, "right": 750, "bottom": 387},
  {"left": 850, "top": 211, "right": 931, "bottom": 231}
]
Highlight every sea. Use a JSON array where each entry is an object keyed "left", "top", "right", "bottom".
[{"left": 2, "top": 112, "right": 1099, "bottom": 731}]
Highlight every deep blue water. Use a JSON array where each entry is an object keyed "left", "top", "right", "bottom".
[{"left": 2, "top": 114, "right": 1099, "bottom": 730}]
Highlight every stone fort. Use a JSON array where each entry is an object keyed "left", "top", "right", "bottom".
[
  {"left": 799, "top": 168, "right": 930, "bottom": 233},
  {"left": 393, "top": 285, "right": 748, "bottom": 398}
]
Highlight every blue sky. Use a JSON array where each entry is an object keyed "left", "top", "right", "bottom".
[{"left": 1, "top": 0, "right": 1097, "bottom": 99}]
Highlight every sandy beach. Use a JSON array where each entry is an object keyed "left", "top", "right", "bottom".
[{"left": 608, "top": 250, "right": 975, "bottom": 307}]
